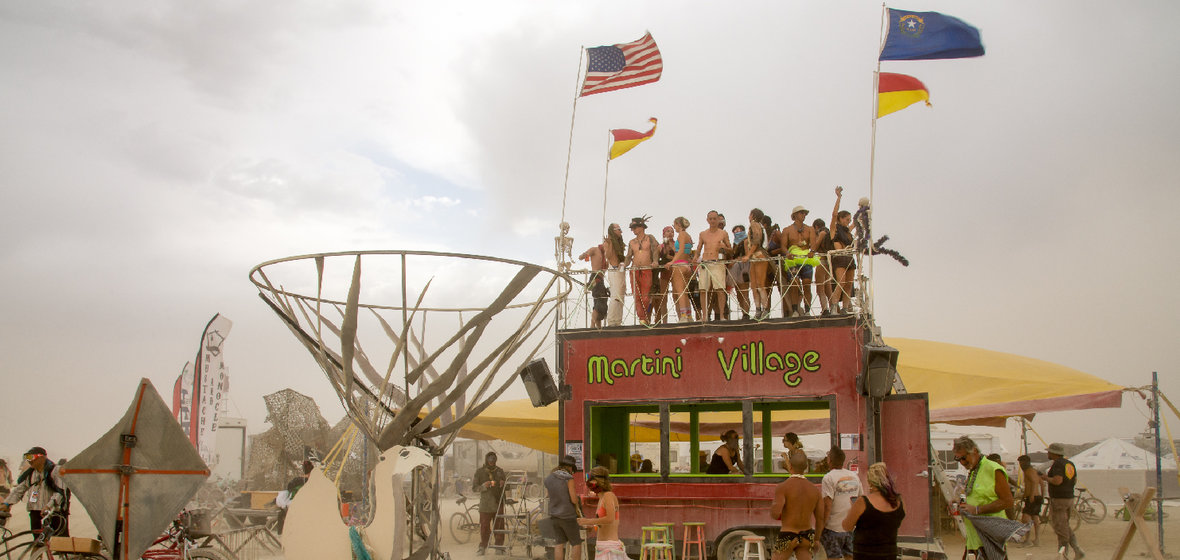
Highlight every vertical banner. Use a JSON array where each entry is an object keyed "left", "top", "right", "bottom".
[
  {"left": 172, "top": 362, "right": 194, "bottom": 439},
  {"left": 176, "top": 314, "right": 233, "bottom": 465}
]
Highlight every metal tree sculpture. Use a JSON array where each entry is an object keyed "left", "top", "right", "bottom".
[{"left": 250, "top": 250, "right": 571, "bottom": 452}]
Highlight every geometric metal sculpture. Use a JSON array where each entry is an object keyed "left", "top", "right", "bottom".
[
  {"left": 249, "top": 251, "right": 572, "bottom": 453},
  {"left": 60, "top": 379, "right": 210, "bottom": 560}
]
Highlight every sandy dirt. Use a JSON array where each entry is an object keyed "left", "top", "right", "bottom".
[{"left": 5, "top": 498, "right": 1177, "bottom": 560}]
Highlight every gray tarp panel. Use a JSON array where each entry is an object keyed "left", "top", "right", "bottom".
[{"left": 61, "top": 379, "right": 209, "bottom": 560}]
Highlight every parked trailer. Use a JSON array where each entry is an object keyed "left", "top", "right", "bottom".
[{"left": 556, "top": 316, "right": 939, "bottom": 559}]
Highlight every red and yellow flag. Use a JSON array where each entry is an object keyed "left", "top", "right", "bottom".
[
  {"left": 609, "top": 118, "right": 658, "bottom": 160},
  {"left": 877, "top": 73, "right": 931, "bottom": 118}
]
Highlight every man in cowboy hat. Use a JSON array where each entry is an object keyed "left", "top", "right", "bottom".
[
  {"left": 624, "top": 216, "right": 659, "bottom": 325},
  {"left": 781, "top": 205, "right": 816, "bottom": 317},
  {"left": 1046, "top": 443, "right": 1084, "bottom": 560}
]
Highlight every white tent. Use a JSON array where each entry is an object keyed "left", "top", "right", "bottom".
[
  {"left": 1074, "top": 438, "right": 1156, "bottom": 470},
  {"left": 1071, "top": 437, "right": 1178, "bottom": 503}
]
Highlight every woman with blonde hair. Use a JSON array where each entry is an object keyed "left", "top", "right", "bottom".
[
  {"left": 578, "top": 466, "right": 624, "bottom": 560},
  {"left": 843, "top": 462, "right": 905, "bottom": 560},
  {"left": 667, "top": 216, "right": 695, "bottom": 322}
]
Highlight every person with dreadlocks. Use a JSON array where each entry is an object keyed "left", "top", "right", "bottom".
[
  {"left": 624, "top": 216, "right": 659, "bottom": 325},
  {"left": 653, "top": 225, "right": 677, "bottom": 324},
  {"left": 604, "top": 223, "right": 626, "bottom": 327},
  {"left": 843, "top": 462, "right": 906, "bottom": 560}
]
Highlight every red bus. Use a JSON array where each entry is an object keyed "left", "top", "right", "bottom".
[{"left": 557, "top": 316, "right": 935, "bottom": 559}]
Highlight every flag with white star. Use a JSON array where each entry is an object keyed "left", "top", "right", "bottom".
[
  {"left": 580, "top": 32, "right": 663, "bottom": 97},
  {"left": 879, "top": 8, "right": 984, "bottom": 61}
]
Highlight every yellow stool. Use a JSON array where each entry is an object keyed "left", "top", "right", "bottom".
[
  {"left": 742, "top": 535, "right": 767, "bottom": 560},
  {"left": 682, "top": 522, "right": 706, "bottom": 560},
  {"left": 641, "top": 526, "right": 675, "bottom": 560}
]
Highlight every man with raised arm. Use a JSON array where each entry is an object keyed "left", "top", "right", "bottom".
[
  {"left": 770, "top": 450, "right": 823, "bottom": 560},
  {"left": 695, "top": 210, "right": 732, "bottom": 322}
]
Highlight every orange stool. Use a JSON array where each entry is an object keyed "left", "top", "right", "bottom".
[{"left": 682, "top": 522, "right": 706, "bottom": 560}]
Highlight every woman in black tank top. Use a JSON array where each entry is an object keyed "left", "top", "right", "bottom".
[{"left": 843, "top": 462, "right": 905, "bottom": 560}]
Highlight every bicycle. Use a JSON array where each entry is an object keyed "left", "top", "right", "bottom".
[
  {"left": 1041, "top": 486, "right": 1106, "bottom": 531},
  {"left": 448, "top": 495, "right": 480, "bottom": 544},
  {"left": 22, "top": 510, "right": 230, "bottom": 560},
  {"left": 0, "top": 510, "right": 68, "bottom": 560}
]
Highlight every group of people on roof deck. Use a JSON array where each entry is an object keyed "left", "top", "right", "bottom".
[{"left": 578, "top": 187, "right": 864, "bottom": 328}]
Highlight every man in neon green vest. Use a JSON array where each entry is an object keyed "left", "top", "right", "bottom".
[{"left": 953, "top": 436, "right": 1014, "bottom": 558}]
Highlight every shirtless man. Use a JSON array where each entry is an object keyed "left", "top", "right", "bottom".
[
  {"left": 604, "top": 223, "right": 626, "bottom": 327},
  {"left": 770, "top": 450, "right": 823, "bottom": 560},
  {"left": 1018, "top": 455, "right": 1043, "bottom": 546},
  {"left": 781, "top": 206, "right": 816, "bottom": 318},
  {"left": 624, "top": 217, "right": 659, "bottom": 325},
  {"left": 695, "top": 210, "right": 732, "bottom": 322},
  {"left": 577, "top": 243, "right": 609, "bottom": 328}
]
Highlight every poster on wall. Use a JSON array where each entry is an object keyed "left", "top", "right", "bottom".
[{"left": 565, "top": 442, "right": 584, "bottom": 470}]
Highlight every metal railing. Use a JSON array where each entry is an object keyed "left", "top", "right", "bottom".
[{"left": 559, "top": 250, "right": 869, "bottom": 330}]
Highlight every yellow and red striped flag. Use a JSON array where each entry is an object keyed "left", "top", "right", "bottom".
[
  {"left": 609, "top": 118, "right": 658, "bottom": 160},
  {"left": 877, "top": 72, "right": 931, "bottom": 117}
]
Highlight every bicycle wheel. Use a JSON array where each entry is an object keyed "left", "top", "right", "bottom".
[
  {"left": 18, "top": 545, "right": 48, "bottom": 560},
  {"left": 2, "top": 531, "right": 35, "bottom": 560},
  {"left": 1078, "top": 498, "right": 1106, "bottom": 524},
  {"left": 449, "top": 513, "right": 472, "bottom": 544},
  {"left": 186, "top": 547, "right": 232, "bottom": 560}
]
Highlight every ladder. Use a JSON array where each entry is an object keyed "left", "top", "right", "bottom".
[
  {"left": 488, "top": 470, "right": 531, "bottom": 556},
  {"left": 929, "top": 446, "right": 970, "bottom": 538}
]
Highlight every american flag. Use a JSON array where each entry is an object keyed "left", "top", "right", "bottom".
[{"left": 580, "top": 32, "right": 663, "bottom": 97}]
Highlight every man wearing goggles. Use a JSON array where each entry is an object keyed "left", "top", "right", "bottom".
[{"left": 0, "top": 446, "right": 69, "bottom": 535}]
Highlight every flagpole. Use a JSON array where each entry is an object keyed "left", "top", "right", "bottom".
[
  {"left": 866, "top": 2, "right": 888, "bottom": 319},
  {"left": 560, "top": 47, "right": 586, "bottom": 228},
  {"left": 602, "top": 131, "right": 612, "bottom": 236}
]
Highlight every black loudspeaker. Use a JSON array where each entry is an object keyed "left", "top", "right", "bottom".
[
  {"left": 858, "top": 344, "right": 899, "bottom": 398},
  {"left": 519, "top": 359, "right": 559, "bottom": 407}
]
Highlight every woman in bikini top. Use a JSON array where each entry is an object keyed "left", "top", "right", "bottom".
[{"left": 668, "top": 216, "right": 695, "bottom": 322}]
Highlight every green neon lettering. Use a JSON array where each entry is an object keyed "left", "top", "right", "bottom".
[
  {"left": 717, "top": 348, "right": 739, "bottom": 380},
  {"left": 802, "top": 351, "right": 821, "bottom": 372},
  {"left": 587, "top": 356, "right": 611, "bottom": 385}
]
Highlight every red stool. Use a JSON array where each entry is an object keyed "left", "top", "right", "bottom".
[{"left": 682, "top": 522, "right": 706, "bottom": 560}]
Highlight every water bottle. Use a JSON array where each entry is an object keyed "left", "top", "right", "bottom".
[{"left": 958, "top": 494, "right": 967, "bottom": 516}]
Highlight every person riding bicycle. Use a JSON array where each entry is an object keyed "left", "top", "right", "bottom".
[{"left": 0, "top": 447, "right": 69, "bottom": 536}]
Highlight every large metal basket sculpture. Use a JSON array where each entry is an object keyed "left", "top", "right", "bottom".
[{"left": 249, "top": 250, "right": 573, "bottom": 454}]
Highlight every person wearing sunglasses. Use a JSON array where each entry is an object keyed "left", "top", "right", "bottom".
[
  {"left": 577, "top": 467, "right": 623, "bottom": 560},
  {"left": 0, "top": 446, "right": 69, "bottom": 536},
  {"left": 952, "top": 436, "right": 1013, "bottom": 559}
]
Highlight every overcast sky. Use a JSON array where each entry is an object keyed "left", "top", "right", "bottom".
[{"left": 2, "top": 1, "right": 1178, "bottom": 461}]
